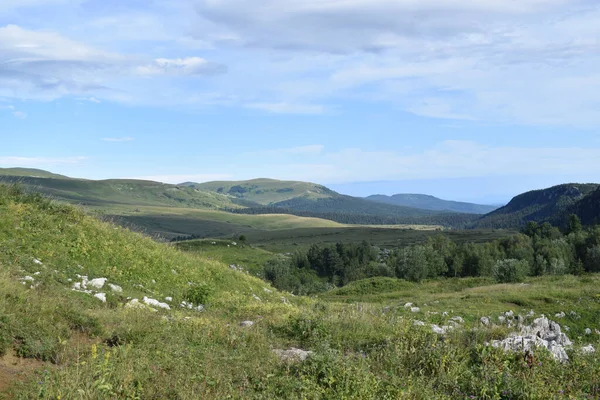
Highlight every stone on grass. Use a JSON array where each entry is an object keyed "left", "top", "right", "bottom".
[
  {"left": 272, "top": 348, "right": 313, "bottom": 363},
  {"left": 413, "top": 320, "right": 425, "bottom": 327},
  {"left": 584, "top": 328, "right": 592, "bottom": 335},
  {"left": 480, "top": 317, "right": 490, "bottom": 326},
  {"left": 581, "top": 345, "right": 595, "bottom": 354},
  {"left": 143, "top": 296, "right": 171, "bottom": 310},
  {"left": 88, "top": 278, "right": 108, "bottom": 289},
  {"left": 108, "top": 283, "right": 123, "bottom": 293},
  {"left": 240, "top": 321, "right": 254, "bottom": 328},
  {"left": 410, "top": 307, "right": 420, "bottom": 313},
  {"left": 94, "top": 293, "right": 107, "bottom": 303},
  {"left": 404, "top": 302, "right": 413, "bottom": 309}
]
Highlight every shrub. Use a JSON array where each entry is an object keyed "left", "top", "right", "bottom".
[
  {"left": 493, "top": 259, "right": 530, "bottom": 283},
  {"left": 184, "top": 282, "right": 213, "bottom": 305}
]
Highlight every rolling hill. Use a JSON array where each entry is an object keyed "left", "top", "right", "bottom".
[
  {"left": 0, "top": 167, "right": 69, "bottom": 179},
  {"left": 183, "top": 178, "right": 335, "bottom": 205},
  {"left": 365, "top": 193, "right": 498, "bottom": 214},
  {"left": 472, "top": 183, "right": 600, "bottom": 229}
]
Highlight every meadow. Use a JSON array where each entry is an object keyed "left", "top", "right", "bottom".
[{"left": 0, "top": 185, "right": 598, "bottom": 399}]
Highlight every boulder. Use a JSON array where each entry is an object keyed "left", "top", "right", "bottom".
[{"left": 88, "top": 278, "right": 108, "bottom": 289}]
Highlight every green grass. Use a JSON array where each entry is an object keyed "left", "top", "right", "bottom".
[
  {"left": 1, "top": 184, "right": 599, "bottom": 399},
  {"left": 174, "top": 239, "right": 280, "bottom": 275}
]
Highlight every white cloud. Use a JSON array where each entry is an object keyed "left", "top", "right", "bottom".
[
  {"left": 11, "top": 111, "right": 27, "bottom": 119},
  {"left": 234, "top": 141, "right": 600, "bottom": 183},
  {"left": 0, "top": 156, "right": 87, "bottom": 167},
  {"left": 135, "top": 57, "right": 226, "bottom": 76},
  {"left": 102, "top": 137, "right": 134, "bottom": 142},
  {"left": 245, "top": 102, "right": 327, "bottom": 115}
]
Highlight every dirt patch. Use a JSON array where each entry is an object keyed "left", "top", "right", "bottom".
[{"left": 0, "top": 349, "right": 48, "bottom": 398}]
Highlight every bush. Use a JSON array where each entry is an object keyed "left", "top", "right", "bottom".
[
  {"left": 493, "top": 259, "right": 530, "bottom": 283},
  {"left": 184, "top": 282, "right": 213, "bottom": 305}
]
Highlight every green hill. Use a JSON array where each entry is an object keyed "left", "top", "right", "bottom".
[
  {"left": 0, "top": 167, "right": 69, "bottom": 179},
  {"left": 365, "top": 194, "right": 498, "bottom": 214},
  {"left": 0, "top": 174, "right": 240, "bottom": 210},
  {"left": 185, "top": 178, "right": 335, "bottom": 205},
  {"left": 472, "top": 183, "right": 599, "bottom": 228}
]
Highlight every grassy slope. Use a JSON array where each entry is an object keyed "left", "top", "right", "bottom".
[
  {"left": 0, "top": 175, "right": 239, "bottom": 210},
  {"left": 189, "top": 178, "right": 334, "bottom": 205},
  {"left": 1, "top": 185, "right": 599, "bottom": 399},
  {"left": 0, "top": 168, "right": 69, "bottom": 179}
]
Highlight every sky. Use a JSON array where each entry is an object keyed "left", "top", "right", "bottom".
[{"left": 1, "top": 0, "right": 600, "bottom": 204}]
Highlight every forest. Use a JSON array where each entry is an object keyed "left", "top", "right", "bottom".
[{"left": 263, "top": 215, "right": 600, "bottom": 295}]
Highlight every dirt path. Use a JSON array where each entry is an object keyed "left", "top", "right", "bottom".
[{"left": 0, "top": 350, "right": 47, "bottom": 399}]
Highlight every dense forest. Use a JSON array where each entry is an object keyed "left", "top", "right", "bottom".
[{"left": 263, "top": 215, "right": 600, "bottom": 295}]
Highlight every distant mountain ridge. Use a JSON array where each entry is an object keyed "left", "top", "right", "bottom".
[
  {"left": 472, "top": 183, "right": 600, "bottom": 228},
  {"left": 365, "top": 193, "right": 498, "bottom": 214}
]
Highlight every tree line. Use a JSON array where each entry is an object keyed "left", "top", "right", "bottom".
[{"left": 263, "top": 215, "right": 600, "bottom": 295}]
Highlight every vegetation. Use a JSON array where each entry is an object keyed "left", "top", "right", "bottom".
[
  {"left": 472, "top": 183, "right": 600, "bottom": 229},
  {"left": 365, "top": 193, "right": 499, "bottom": 214},
  {"left": 258, "top": 219, "right": 600, "bottom": 294},
  {"left": 0, "top": 184, "right": 599, "bottom": 399}
]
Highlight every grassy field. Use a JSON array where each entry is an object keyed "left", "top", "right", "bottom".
[
  {"left": 1, "top": 185, "right": 598, "bottom": 399},
  {"left": 244, "top": 226, "right": 515, "bottom": 253}
]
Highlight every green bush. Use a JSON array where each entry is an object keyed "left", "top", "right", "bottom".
[
  {"left": 493, "top": 259, "right": 530, "bottom": 283},
  {"left": 184, "top": 282, "right": 214, "bottom": 305}
]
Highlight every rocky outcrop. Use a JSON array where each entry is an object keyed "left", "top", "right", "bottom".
[{"left": 489, "top": 316, "right": 572, "bottom": 363}]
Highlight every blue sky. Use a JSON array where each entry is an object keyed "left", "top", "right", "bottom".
[{"left": 1, "top": 0, "right": 600, "bottom": 203}]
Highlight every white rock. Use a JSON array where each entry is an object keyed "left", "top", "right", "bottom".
[
  {"left": 413, "top": 320, "right": 425, "bottom": 327},
  {"left": 263, "top": 288, "right": 273, "bottom": 293},
  {"left": 498, "top": 316, "right": 506, "bottom": 323},
  {"left": 555, "top": 312, "right": 566, "bottom": 319},
  {"left": 108, "top": 284, "right": 123, "bottom": 293},
  {"left": 33, "top": 271, "right": 41, "bottom": 276},
  {"left": 582, "top": 345, "right": 596, "bottom": 354},
  {"left": 451, "top": 316, "right": 464, "bottom": 324},
  {"left": 410, "top": 307, "right": 420, "bottom": 313},
  {"left": 72, "top": 282, "right": 82, "bottom": 290},
  {"left": 272, "top": 348, "right": 313, "bottom": 363},
  {"left": 240, "top": 321, "right": 254, "bottom": 328},
  {"left": 22, "top": 276, "right": 35, "bottom": 282},
  {"left": 431, "top": 324, "right": 453, "bottom": 335},
  {"left": 126, "top": 299, "right": 145, "bottom": 309},
  {"left": 584, "top": 328, "right": 592, "bottom": 335},
  {"left": 404, "top": 302, "right": 413, "bottom": 309},
  {"left": 165, "top": 297, "right": 173, "bottom": 302},
  {"left": 442, "top": 312, "right": 449, "bottom": 317},
  {"left": 195, "top": 305, "right": 204, "bottom": 312},
  {"left": 33, "top": 259, "right": 43, "bottom": 265},
  {"left": 505, "top": 310, "right": 514, "bottom": 318},
  {"left": 143, "top": 297, "right": 171, "bottom": 310},
  {"left": 480, "top": 317, "right": 490, "bottom": 326},
  {"left": 94, "top": 293, "right": 107, "bottom": 303},
  {"left": 88, "top": 278, "right": 107, "bottom": 289},
  {"left": 252, "top": 294, "right": 262, "bottom": 302}
]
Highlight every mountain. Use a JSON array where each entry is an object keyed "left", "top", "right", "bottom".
[
  {"left": 472, "top": 183, "right": 600, "bottom": 229},
  {"left": 0, "top": 167, "right": 69, "bottom": 179},
  {"left": 0, "top": 174, "right": 239, "bottom": 210},
  {"left": 365, "top": 194, "right": 498, "bottom": 214},
  {"left": 182, "top": 178, "right": 335, "bottom": 205},
  {"left": 562, "top": 186, "right": 600, "bottom": 226},
  {"left": 186, "top": 178, "right": 460, "bottom": 222}
]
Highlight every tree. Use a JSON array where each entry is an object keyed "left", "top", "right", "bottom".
[
  {"left": 567, "top": 214, "right": 582, "bottom": 235},
  {"left": 493, "top": 259, "right": 530, "bottom": 283}
]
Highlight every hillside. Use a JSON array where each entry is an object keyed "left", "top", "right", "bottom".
[
  {"left": 366, "top": 193, "right": 498, "bottom": 214},
  {"left": 0, "top": 167, "right": 69, "bottom": 179},
  {"left": 472, "top": 183, "right": 599, "bottom": 228},
  {"left": 562, "top": 186, "right": 600, "bottom": 226},
  {"left": 0, "top": 183, "right": 598, "bottom": 398},
  {"left": 185, "top": 178, "right": 336, "bottom": 205},
  {"left": 0, "top": 174, "right": 240, "bottom": 210}
]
